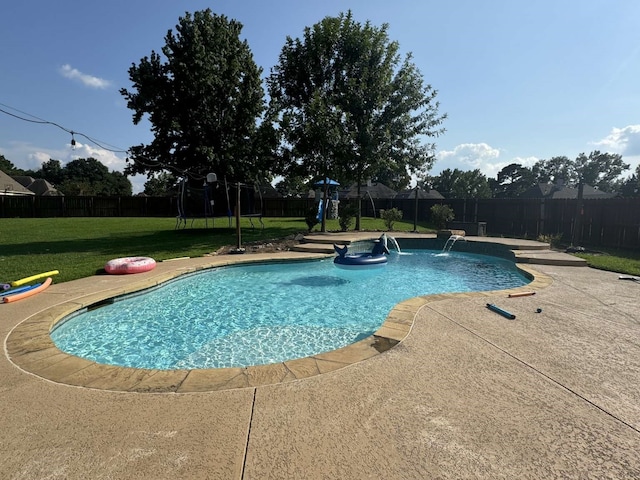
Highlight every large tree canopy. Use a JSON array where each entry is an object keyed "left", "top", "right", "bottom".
[
  {"left": 120, "top": 9, "right": 266, "bottom": 183},
  {"left": 491, "top": 163, "right": 537, "bottom": 198},
  {"left": 532, "top": 151, "right": 629, "bottom": 192},
  {"left": 432, "top": 168, "right": 492, "bottom": 199},
  {"left": 267, "top": 11, "right": 446, "bottom": 228}
]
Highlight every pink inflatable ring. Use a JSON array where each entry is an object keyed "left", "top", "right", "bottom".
[{"left": 105, "top": 257, "right": 156, "bottom": 275}]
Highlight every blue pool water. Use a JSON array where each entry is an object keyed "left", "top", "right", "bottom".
[{"left": 51, "top": 250, "right": 529, "bottom": 370}]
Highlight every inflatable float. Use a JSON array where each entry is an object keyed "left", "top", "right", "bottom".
[
  {"left": 333, "top": 234, "right": 390, "bottom": 269},
  {"left": 3, "top": 278, "right": 52, "bottom": 303},
  {"left": 105, "top": 257, "right": 156, "bottom": 275}
]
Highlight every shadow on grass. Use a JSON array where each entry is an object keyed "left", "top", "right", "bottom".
[{"left": 2, "top": 226, "right": 304, "bottom": 258}]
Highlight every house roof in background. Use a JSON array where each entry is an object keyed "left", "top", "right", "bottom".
[
  {"left": 9, "top": 174, "right": 62, "bottom": 196},
  {"left": 0, "top": 170, "right": 35, "bottom": 196},
  {"left": 394, "top": 188, "right": 445, "bottom": 200},
  {"left": 339, "top": 182, "right": 397, "bottom": 199},
  {"left": 520, "top": 183, "right": 616, "bottom": 199}
]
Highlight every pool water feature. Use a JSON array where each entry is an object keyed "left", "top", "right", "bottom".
[{"left": 51, "top": 250, "right": 530, "bottom": 370}]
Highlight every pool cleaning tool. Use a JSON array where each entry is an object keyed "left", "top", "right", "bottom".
[
  {"left": 11, "top": 270, "right": 59, "bottom": 287},
  {"left": 508, "top": 291, "right": 536, "bottom": 298},
  {"left": 3, "top": 278, "right": 53, "bottom": 303},
  {"left": 619, "top": 275, "right": 640, "bottom": 282},
  {"left": 486, "top": 303, "right": 516, "bottom": 320}
]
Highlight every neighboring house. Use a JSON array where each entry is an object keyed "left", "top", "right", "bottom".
[
  {"left": 394, "top": 188, "right": 445, "bottom": 200},
  {"left": 339, "top": 182, "right": 397, "bottom": 199},
  {"left": 255, "top": 182, "right": 282, "bottom": 199},
  {"left": 520, "top": 182, "right": 616, "bottom": 200},
  {"left": 12, "top": 176, "right": 63, "bottom": 196},
  {"left": 0, "top": 170, "right": 35, "bottom": 196}
]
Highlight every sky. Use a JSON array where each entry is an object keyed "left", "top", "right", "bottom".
[{"left": 2, "top": 0, "right": 639, "bottom": 193}]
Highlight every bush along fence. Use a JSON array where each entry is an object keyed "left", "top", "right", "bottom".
[{"left": 2, "top": 194, "right": 639, "bottom": 250}]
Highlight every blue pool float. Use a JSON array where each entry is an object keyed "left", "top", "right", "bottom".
[{"left": 333, "top": 235, "right": 390, "bottom": 268}]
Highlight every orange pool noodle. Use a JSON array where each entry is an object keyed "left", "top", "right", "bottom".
[
  {"left": 3, "top": 277, "right": 52, "bottom": 303},
  {"left": 508, "top": 291, "right": 536, "bottom": 298}
]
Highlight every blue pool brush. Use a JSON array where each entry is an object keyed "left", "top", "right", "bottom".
[{"left": 486, "top": 303, "right": 516, "bottom": 320}]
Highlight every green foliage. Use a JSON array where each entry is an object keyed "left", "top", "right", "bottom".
[
  {"left": 275, "top": 175, "right": 311, "bottom": 197},
  {"left": 267, "top": 11, "right": 446, "bottom": 229},
  {"left": 531, "top": 151, "right": 630, "bottom": 193},
  {"left": 120, "top": 9, "right": 266, "bottom": 182},
  {"left": 55, "top": 158, "right": 132, "bottom": 196},
  {"left": 379, "top": 207, "right": 403, "bottom": 230},
  {"left": 305, "top": 206, "right": 319, "bottom": 232},
  {"left": 0, "top": 154, "right": 21, "bottom": 175},
  {"left": 432, "top": 168, "right": 492, "bottom": 198},
  {"left": 144, "top": 172, "right": 179, "bottom": 196},
  {"left": 338, "top": 203, "right": 359, "bottom": 231},
  {"left": 430, "top": 204, "right": 454, "bottom": 229},
  {"left": 536, "top": 233, "right": 563, "bottom": 249},
  {"left": 575, "top": 151, "right": 629, "bottom": 192},
  {"left": 492, "top": 163, "right": 536, "bottom": 198},
  {"left": 2, "top": 156, "right": 132, "bottom": 196}
]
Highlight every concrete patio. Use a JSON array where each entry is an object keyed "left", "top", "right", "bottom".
[{"left": 2, "top": 234, "right": 639, "bottom": 479}]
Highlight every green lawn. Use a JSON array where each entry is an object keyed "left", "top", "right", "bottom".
[
  {"left": 572, "top": 248, "right": 640, "bottom": 276},
  {"left": 0, "top": 216, "right": 433, "bottom": 284},
  {"left": 4, "top": 216, "right": 637, "bottom": 285}
]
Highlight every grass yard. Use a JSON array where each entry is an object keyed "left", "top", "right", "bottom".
[
  {"left": 572, "top": 247, "right": 640, "bottom": 276},
  {"left": 1, "top": 216, "right": 434, "bottom": 284}
]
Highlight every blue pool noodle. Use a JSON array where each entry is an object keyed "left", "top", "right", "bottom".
[
  {"left": 486, "top": 303, "right": 516, "bottom": 320},
  {"left": 0, "top": 283, "right": 42, "bottom": 298}
]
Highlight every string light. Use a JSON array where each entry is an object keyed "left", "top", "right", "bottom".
[{"left": 0, "top": 101, "right": 209, "bottom": 181}]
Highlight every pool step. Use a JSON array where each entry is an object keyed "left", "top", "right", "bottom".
[
  {"left": 290, "top": 233, "right": 356, "bottom": 254},
  {"left": 514, "top": 250, "right": 588, "bottom": 267},
  {"left": 290, "top": 242, "right": 335, "bottom": 254}
]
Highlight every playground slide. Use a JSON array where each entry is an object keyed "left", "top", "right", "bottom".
[{"left": 316, "top": 200, "right": 325, "bottom": 222}]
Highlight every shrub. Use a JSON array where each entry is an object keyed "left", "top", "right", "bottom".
[
  {"left": 380, "top": 207, "right": 403, "bottom": 230},
  {"left": 430, "top": 204, "right": 455, "bottom": 229},
  {"left": 537, "top": 233, "right": 563, "bottom": 249},
  {"left": 305, "top": 206, "right": 319, "bottom": 232},
  {"left": 338, "top": 203, "right": 358, "bottom": 231}
]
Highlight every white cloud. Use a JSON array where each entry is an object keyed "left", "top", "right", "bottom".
[
  {"left": 434, "top": 143, "right": 541, "bottom": 179},
  {"left": 593, "top": 125, "right": 640, "bottom": 156},
  {"left": 59, "top": 64, "right": 111, "bottom": 89},
  {"left": 1, "top": 140, "right": 146, "bottom": 193}
]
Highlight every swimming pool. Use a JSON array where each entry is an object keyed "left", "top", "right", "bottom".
[{"left": 51, "top": 250, "right": 530, "bottom": 370}]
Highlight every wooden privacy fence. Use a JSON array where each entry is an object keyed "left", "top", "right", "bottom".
[{"left": 2, "top": 194, "right": 639, "bottom": 249}]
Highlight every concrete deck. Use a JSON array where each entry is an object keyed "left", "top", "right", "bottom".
[{"left": 2, "top": 235, "right": 639, "bottom": 479}]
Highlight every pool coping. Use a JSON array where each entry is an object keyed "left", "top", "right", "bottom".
[{"left": 5, "top": 242, "right": 553, "bottom": 393}]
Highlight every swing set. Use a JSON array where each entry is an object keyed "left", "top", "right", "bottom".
[{"left": 175, "top": 177, "right": 264, "bottom": 230}]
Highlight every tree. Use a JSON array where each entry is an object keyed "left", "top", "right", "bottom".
[
  {"left": 533, "top": 152, "right": 629, "bottom": 192},
  {"left": 267, "top": 11, "right": 446, "bottom": 229},
  {"left": 40, "top": 159, "right": 65, "bottom": 186},
  {"left": 532, "top": 156, "right": 574, "bottom": 184},
  {"left": 56, "top": 158, "right": 132, "bottom": 196},
  {"left": 120, "top": 9, "right": 266, "bottom": 183},
  {"left": 618, "top": 164, "right": 640, "bottom": 197},
  {"left": 432, "top": 168, "right": 491, "bottom": 198},
  {"left": 274, "top": 175, "right": 310, "bottom": 198},
  {"left": 144, "top": 172, "right": 179, "bottom": 196},
  {"left": 492, "top": 163, "right": 536, "bottom": 198},
  {"left": 0, "top": 154, "right": 20, "bottom": 175},
  {"left": 574, "top": 151, "right": 629, "bottom": 192}
]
